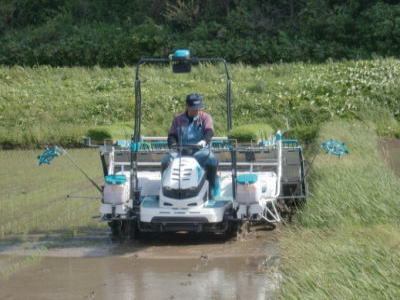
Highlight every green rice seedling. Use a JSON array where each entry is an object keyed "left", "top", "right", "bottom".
[
  {"left": 85, "top": 122, "right": 133, "bottom": 141},
  {"left": 0, "top": 150, "right": 100, "bottom": 208},
  {"left": 228, "top": 123, "right": 274, "bottom": 142},
  {"left": 0, "top": 149, "right": 104, "bottom": 237},
  {"left": 0, "top": 185, "right": 98, "bottom": 237}
]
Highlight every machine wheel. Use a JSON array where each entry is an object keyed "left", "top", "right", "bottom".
[
  {"left": 108, "top": 220, "right": 129, "bottom": 239},
  {"left": 226, "top": 221, "right": 239, "bottom": 239},
  {"left": 128, "top": 220, "right": 141, "bottom": 240},
  {"left": 108, "top": 220, "right": 122, "bottom": 238}
]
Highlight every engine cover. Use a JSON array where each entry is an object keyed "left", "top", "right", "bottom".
[{"left": 161, "top": 156, "right": 206, "bottom": 199}]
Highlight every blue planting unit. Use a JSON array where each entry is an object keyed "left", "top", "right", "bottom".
[
  {"left": 237, "top": 173, "right": 258, "bottom": 185},
  {"left": 105, "top": 175, "right": 127, "bottom": 185}
]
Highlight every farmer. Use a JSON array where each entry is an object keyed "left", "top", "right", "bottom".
[{"left": 161, "top": 93, "right": 218, "bottom": 197}]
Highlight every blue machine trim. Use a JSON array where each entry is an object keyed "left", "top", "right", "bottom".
[
  {"left": 130, "top": 142, "right": 151, "bottom": 152},
  {"left": 131, "top": 142, "right": 139, "bottom": 151},
  {"left": 258, "top": 140, "right": 274, "bottom": 146},
  {"left": 174, "top": 49, "right": 190, "bottom": 59},
  {"left": 237, "top": 174, "right": 258, "bottom": 184},
  {"left": 115, "top": 140, "right": 131, "bottom": 147},
  {"left": 212, "top": 176, "right": 221, "bottom": 197},
  {"left": 196, "top": 165, "right": 204, "bottom": 182},
  {"left": 211, "top": 140, "right": 224, "bottom": 149},
  {"left": 105, "top": 175, "right": 127, "bottom": 185},
  {"left": 151, "top": 141, "right": 168, "bottom": 150}
]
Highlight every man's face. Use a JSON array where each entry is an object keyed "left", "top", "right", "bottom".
[{"left": 187, "top": 106, "right": 203, "bottom": 117}]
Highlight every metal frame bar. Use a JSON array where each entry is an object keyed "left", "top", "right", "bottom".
[
  {"left": 133, "top": 57, "right": 232, "bottom": 141},
  {"left": 132, "top": 56, "right": 233, "bottom": 201},
  {"left": 114, "top": 161, "right": 280, "bottom": 167}
]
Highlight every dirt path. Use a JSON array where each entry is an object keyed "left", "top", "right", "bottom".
[{"left": 380, "top": 138, "right": 400, "bottom": 176}]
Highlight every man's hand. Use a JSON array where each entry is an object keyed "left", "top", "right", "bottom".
[{"left": 197, "top": 140, "right": 206, "bottom": 148}]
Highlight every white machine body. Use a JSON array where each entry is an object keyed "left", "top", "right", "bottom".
[
  {"left": 161, "top": 157, "right": 204, "bottom": 191},
  {"left": 99, "top": 132, "right": 285, "bottom": 228},
  {"left": 236, "top": 172, "right": 277, "bottom": 205},
  {"left": 235, "top": 172, "right": 280, "bottom": 221},
  {"left": 103, "top": 171, "right": 130, "bottom": 205}
]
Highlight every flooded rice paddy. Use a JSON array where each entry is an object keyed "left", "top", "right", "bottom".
[{"left": 0, "top": 228, "right": 280, "bottom": 300}]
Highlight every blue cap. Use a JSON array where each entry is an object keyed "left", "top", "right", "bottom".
[{"left": 186, "top": 93, "right": 204, "bottom": 109}]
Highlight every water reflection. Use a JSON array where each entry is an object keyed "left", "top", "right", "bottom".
[{"left": 0, "top": 256, "right": 277, "bottom": 300}]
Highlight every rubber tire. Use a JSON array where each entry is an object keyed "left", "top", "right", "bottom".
[
  {"left": 128, "top": 221, "right": 141, "bottom": 240},
  {"left": 108, "top": 220, "right": 124, "bottom": 241},
  {"left": 226, "top": 221, "right": 239, "bottom": 239}
]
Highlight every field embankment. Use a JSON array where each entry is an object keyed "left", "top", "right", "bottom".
[
  {"left": 279, "top": 121, "right": 400, "bottom": 298},
  {"left": 1, "top": 58, "right": 400, "bottom": 148}
]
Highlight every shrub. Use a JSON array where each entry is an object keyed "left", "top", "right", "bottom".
[
  {"left": 228, "top": 123, "right": 274, "bottom": 142},
  {"left": 85, "top": 122, "right": 133, "bottom": 141},
  {"left": 284, "top": 124, "right": 319, "bottom": 144}
]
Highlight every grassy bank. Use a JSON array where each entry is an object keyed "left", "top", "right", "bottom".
[
  {"left": 278, "top": 121, "right": 400, "bottom": 298},
  {"left": 1, "top": 58, "right": 400, "bottom": 148}
]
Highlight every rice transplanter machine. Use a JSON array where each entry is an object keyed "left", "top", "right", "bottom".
[{"left": 43, "top": 50, "right": 307, "bottom": 238}]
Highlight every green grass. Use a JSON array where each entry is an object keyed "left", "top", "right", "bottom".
[
  {"left": 279, "top": 225, "right": 400, "bottom": 299},
  {"left": 297, "top": 121, "right": 400, "bottom": 227},
  {"left": 278, "top": 120, "right": 400, "bottom": 299},
  {"left": 1, "top": 58, "right": 400, "bottom": 148}
]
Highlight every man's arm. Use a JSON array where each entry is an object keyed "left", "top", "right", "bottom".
[
  {"left": 202, "top": 112, "right": 214, "bottom": 144},
  {"left": 204, "top": 129, "right": 214, "bottom": 144},
  {"left": 167, "top": 133, "right": 178, "bottom": 148},
  {"left": 167, "top": 116, "right": 178, "bottom": 148}
]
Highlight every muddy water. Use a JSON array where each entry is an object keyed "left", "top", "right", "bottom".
[
  {"left": 381, "top": 139, "right": 400, "bottom": 176},
  {"left": 0, "top": 256, "right": 275, "bottom": 300},
  {"left": 0, "top": 229, "right": 279, "bottom": 300}
]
